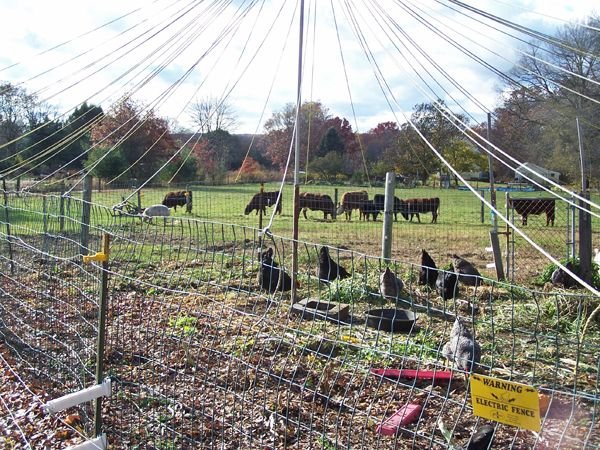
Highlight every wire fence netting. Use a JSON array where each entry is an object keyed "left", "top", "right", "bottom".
[{"left": 1, "top": 186, "right": 599, "bottom": 449}]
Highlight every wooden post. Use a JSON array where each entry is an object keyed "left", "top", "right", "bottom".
[
  {"left": 80, "top": 175, "right": 92, "bottom": 255},
  {"left": 258, "top": 183, "right": 264, "bottom": 249},
  {"left": 333, "top": 188, "right": 338, "bottom": 220},
  {"left": 2, "top": 179, "right": 14, "bottom": 274},
  {"left": 59, "top": 190, "right": 65, "bottom": 233},
  {"left": 489, "top": 230, "right": 505, "bottom": 281},
  {"left": 93, "top": 233, "right": 110, "bottom": 436},
  {"left": 480, "top": 190, "right": 485, "bottom": 224},
  {"left": 381, "top": 172, "right": 396, "bottom": 262}
]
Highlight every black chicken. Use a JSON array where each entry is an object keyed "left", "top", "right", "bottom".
[
  {"left": 436, "top": 270, "right": 459, "bottom": 300},
  {"left": 317, "top": 246, "right": 350, "bottom": 282},
  {"left": 452, "top": 254, "right": 482, "bottom": 287},
  {"left": 418, "top": 249, "right": 438, "bottom": 287},
  {"left": 551, "top": 261, "right": 578, "bottom": 288},
  {"left": 258, "top": 247, "right": 293, "bottom": 293}
]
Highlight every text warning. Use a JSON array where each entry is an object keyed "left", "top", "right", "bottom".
[{"left": 470, "top": 374, "right": 541, "bottom": 431}]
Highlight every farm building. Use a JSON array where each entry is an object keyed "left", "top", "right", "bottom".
[{"left": 514, "top": 162, "right": 560, "bottom": 185}]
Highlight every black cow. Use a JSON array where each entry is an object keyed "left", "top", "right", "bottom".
[
  {"left": 359, "top": 200, "right": 380, "bottom": 221},
  {"left": 373, "top": 194, "right": 404, "bottom": 221},
  {"left": 162, "top": 190, "right": 192, "bottom": 213},
  {"left": 401, "top": 198, "right": 440, "bottom": 223},
  {"left": 244, "top": 191, "right": 282, "bottom": 215},
  {"left": 508, "top": 198, "right": 555, "bottom": 226},
  {"left": 299, "top": 192, "right": 335, "bottom": 220}
]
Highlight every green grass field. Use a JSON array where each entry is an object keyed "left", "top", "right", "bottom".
[{"left": 4, "top": 181, "right": 599, "bottom": 285}]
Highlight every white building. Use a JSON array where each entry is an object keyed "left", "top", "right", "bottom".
[{"left": 514, "top": 162, "right": 560, "bottom": 185}]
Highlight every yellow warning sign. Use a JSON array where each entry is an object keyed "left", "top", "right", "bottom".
[{"left": 470, "top": 374, "right": 540, "bottom": 432}]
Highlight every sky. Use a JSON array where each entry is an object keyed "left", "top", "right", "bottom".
[{"left": 0, "top": 0, "right": 598, "bottom": 134}]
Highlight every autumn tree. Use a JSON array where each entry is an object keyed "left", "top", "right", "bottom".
[
  {"left": 90, "top": 99, "right": 175, "bottom": 179},
  {"left": 263, "top": 101, "right": 330, "bottom": 171},
  {"left": 191, "top": 129, "right": 239, "bottom": 183},
  {"left": 0, "top": 82, "right": 41, "bottom": 172},
  {"left": 507, "top": 15, "right": 600, "bottom": 183},
  {"left": 188, "top": 96, "right": 238, "bottom": 133}
]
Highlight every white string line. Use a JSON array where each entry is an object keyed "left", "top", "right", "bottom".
[
  {"left": 105, "top": 0, "right": 245, "bottom": 184},
  {"left": 179, "top": 0, "right": 271, "bottom": 183},
  {"left": 355, "top": 0, "right": 600, "bottom": 216},
  {"left": 426, "top": 0, "right": 600, "bottom": 95},
  {"left": 262, "top": 0, "right": 303, "bottom": 235},
  {"left": 364, "top": 0, "right": 489, "bottom": 124},
  {"left": 0, "top": 0, "right": 205, "bottom": 172},
  {"left": 486, "top": 0, "right": 600, "bottom": 32},
  {"left": 36, "top": 0, "right": 205, "bottom": 105},
  {"left": 396, "top": 0, "right": 600, "bottom": 118},
  {"left": 231, "top": 0, "right": 303, "bottom": 183},
  {"left": 329, "top": 0, "right": 371, "bottom": 185},
  {"left": 442, "top": 0, "right": 600, "bottom": 60},
  {"left": 0, "top": 0, "right": 166, "bottom": 73},
  {"left": 341, "top": 1, "right": 600, "bottom": 298},
  {"left": 6, "top": 0, "right": 185, "bottom": 98},
  {"left": 112, "top": 0, "right": 268, "bottom": 197},
  {"left": 22, "top": 1, "right": 233, "bottom": 190}
]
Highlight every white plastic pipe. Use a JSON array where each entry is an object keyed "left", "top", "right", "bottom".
[
  {"left": 43, "top": 379, "right": 111, "bottom": 414},
  {"left": 66, "top": 434, "right": 107, "bottom": 450}
]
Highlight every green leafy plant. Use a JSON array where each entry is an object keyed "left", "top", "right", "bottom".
[{"left": 169, "top": 315, "right": 198, "bottom": 335}]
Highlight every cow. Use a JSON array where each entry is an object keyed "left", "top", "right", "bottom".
[
  {"left": 162, "top": 190, "right": 192, "bottom": 213},
  {"left": 401, "top": 198, "right": 440, "bottom": 223},
  {"left": 508, "top": 197, "right": 555, "bottom": 226},
  {"left": 336, "top": 190, "right": 369, "bottom": 221},
  {"left": 244, "top": 191, "right": 282, "bottom": 215},
  {"left": 373, "top": 194, "right": 405, "bottom": 221},
  {"left": 299, "top": 192, "right": 335, "bottom": 220},
  {"left": 359, "top": 200, "right": 380, "bottom": 221}
]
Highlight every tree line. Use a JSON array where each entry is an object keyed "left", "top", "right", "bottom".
[{"left": 1, "top": 16, "right": 598, "bottom": 187}]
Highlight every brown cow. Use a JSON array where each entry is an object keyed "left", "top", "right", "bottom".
[
  {"left": 162, "top": 190, "right": 192, "bottom": 213},
  {"left": 299, "top": 192, "right": 335, "bottom": 220},
  {"left": 508, "top": 197, "right": 555, "bottom": 226},
  {"left": 401, "top": 198, "right": 440, "bottom": 223},
  {"left": 244, "top": 191, "right": 282, "bottom": 215},
  {"left": 336, "top": 190, "right": 368, "bottom": 220}
]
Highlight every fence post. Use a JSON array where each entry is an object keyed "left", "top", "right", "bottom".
[
  {"left": 59, "top": 190, "right": 65, "bottom": 233},
  {"left": 480, "top": 190, "right": 485, "bottom": 223},
  {"left": 258, "top": 184, "right": 264, "bottom": 248},
  {"left": 2, "top": 179, "right": 14, "bottom": 274},
  {"left": 381, "top": 172, "right": 395, "bottom": 262},
  {"left": 90, "top": 233, "right": 110, "bottom": 436},
  {"left": 505, "top": 192, "right": 513, "bottom": 282},
  {"left": 579, "top": 191, "right": 592, "bottom": 284},
  {"left": 136, "top": 188, "right": 142, "bottom": 213},
  {"left": 568, "top": 195, "right": 576, "bottom": 259},
  {"left": 81, "top": 175, "right": 92, "bottom": 255},
  {"left": 333, "top": 188, "right": 338, "bottom": 220}
]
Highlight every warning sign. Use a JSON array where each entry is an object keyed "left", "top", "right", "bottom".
[{"left": 470, "top": 374, "right": 541, "bottom": 432}]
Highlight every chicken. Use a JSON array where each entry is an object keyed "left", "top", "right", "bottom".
[
  {"left": 442, "top": 318, "right": 481, "bottom": 374},
  {"left": 418, "top": 249, "right": 438, "bottom": 287},
  {"left": 380, "top": 267, "right": 403, "bottom": 300},
  {"left": 258, "top": 247, "right": 293, "bottom": 293},
  {"left": 452, "top": 254, "right": 482, "bottom": 287},
  {"left": 317, "top": 246, "right": 350, "bottom": 282},
  {"left": 551, "top": 261, "right": 578, "bottom": 288},
  {"left": 436, "top": 270, "right": 459, "bottom": 300}
]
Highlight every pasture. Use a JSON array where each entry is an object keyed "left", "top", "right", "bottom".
[{"left": 20, "top": 180, "right": 596, "bottom": 286}]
